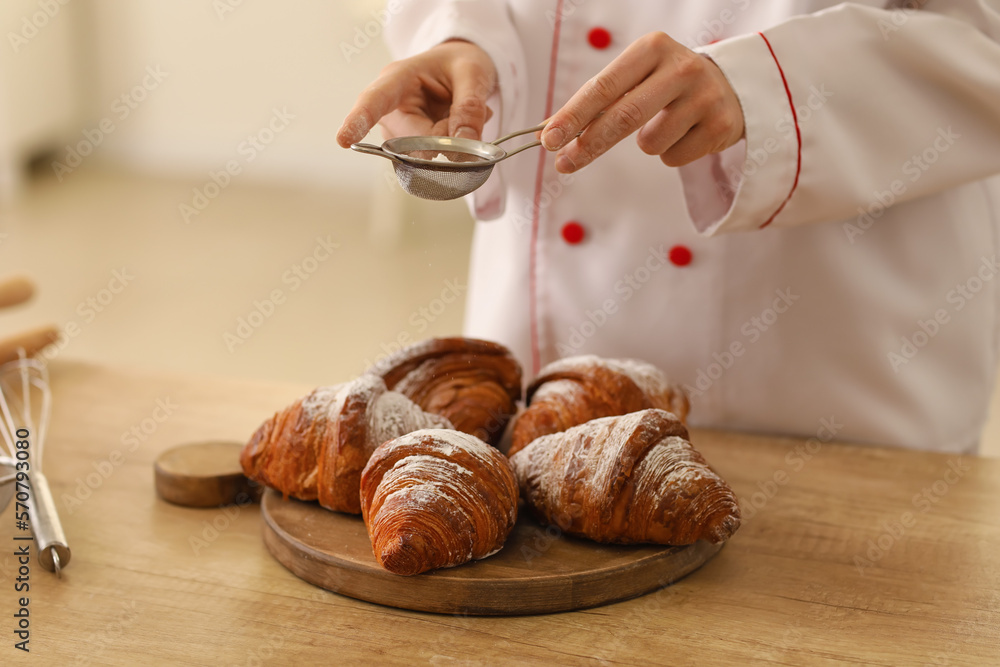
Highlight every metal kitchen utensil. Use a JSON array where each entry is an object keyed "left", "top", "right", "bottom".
[
  {"left": 0, "top": 352, "right": 71, "bottom": 577},
  {"left": 351, "top": 122, "right": 547, "bottom": 200}
]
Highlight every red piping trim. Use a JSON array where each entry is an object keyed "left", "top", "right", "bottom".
[
  {"left": 757, "top": 31, "right": 801, "bottom": 229},
  {"left": 528, "top": 0, "right": 565, "bottom": 374}
]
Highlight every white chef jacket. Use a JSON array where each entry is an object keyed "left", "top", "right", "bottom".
[{"left": 384, "top": 1, "right": 1000, "bottom": 453}]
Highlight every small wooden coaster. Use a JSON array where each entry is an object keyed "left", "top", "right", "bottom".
[{"left": 154, "top": 441, "right": 260, "bottom": 508}]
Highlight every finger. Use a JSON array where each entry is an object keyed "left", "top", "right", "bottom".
[
  {"left": 378, "top": 109, "right": 439, "bottom": 139},
  {"left": 446, "top": 60, "right": 496, "bottom": 140},
  {"left": 553, "top": 70, "right": 684, "bottom": 173},
  {"left": 430, "top": 117, "right": 451, "bottom": 137},
  {"left": 542, "top": 32, "right": 678, "bottom": 151},
  {"left": 658, "top": 123, "right": 718, "bottom": 167},
  {"left": 635, "top": 102, "right": 699, "bottom": 156},
  {"left": 336, "top": 74, "right": 408, "bottom": 148},
  {"left": 0, "top": 325, "right": 58, "bottom": 365},
  {"left": 648, "top": 80, "right": 744, "bottom": 164},
  {"left": 0, "top": 276, "right": 34, "bottom": 309}
]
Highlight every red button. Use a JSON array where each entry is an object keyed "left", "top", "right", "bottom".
[
  {"left": 668, "top": 245, "right": 693, "bottom": 266},
  {"left": 588, "top": 27, "right": 612, "bottom": 50},
  {"left": 561, "top": 221, "right": 586, "bottom": 245}
]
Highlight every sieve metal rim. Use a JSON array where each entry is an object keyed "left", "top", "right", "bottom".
[{"left": 379, "top": 135, "right": 507, "bottom": 169}]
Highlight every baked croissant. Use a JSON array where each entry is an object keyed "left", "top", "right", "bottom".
[
  {"left": 360, "top": 429, "right": 519, "bottom": 576},
  {"left": 240, "top": 375, "right": 452, "bottom": 514},
  {"left": 509, "top": 409, "right": 740, "bottom": 545},
  {"left": 508, "top": 355, "right": 689, "bottom": 456},
  {"left": 367, "top": 337, "right": 522, "bottom": 446}
]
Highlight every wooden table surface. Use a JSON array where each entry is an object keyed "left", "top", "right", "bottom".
[{"left": 1, "top": 360, "right": 998, "bottom": 665}]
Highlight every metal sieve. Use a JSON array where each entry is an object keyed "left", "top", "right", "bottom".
[{"left": 351, "top": 123, "right": 547, "bottom": 200}]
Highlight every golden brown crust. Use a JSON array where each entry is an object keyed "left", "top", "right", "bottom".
[
  {"left": 508, "top": 356, "right": 689, "bottom": 456},
  {"left": 239, "top": 385, "right": 338, "bottom": 502},
  {"left": 360, "top": 429, "right": 519, "bottom": 576},
  {"left": 367, "top": 337, "right": 523, "bottom": 446},
  {"left": 509, "top": 409, "right": 740, "bottom": 545},
  {"left": 319, "top": 379, "right": 374, "bottom": 513},
  {"left": 240, "top": 376, "right": 451, "bottom": 514}
]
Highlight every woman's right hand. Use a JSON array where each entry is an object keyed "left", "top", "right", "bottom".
[{"left": 336, "top": 40, "right": 497, "bottom": 148}]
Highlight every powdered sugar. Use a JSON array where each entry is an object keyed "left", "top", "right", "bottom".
[
  {"left": 400, "top": 428, "right": 503, "bottom": 471},
  {"left": 371, "top": 392, "right": 453, "bottom": 446},
  {"left": 604, "top": 358, "right": 671, "bottom": 400},
  {"left": 309, "top": 376, "right": 452, "bottom": 446},
  {"left": 389, "top": 454, "right": 473, "bottom": 478},
  {"left": 380, "top": 456, "right": 476, "bottom": 530},
  {"left": 533, "top": 355, "right": 599, "bottom": 377},
  {"left": 537, "top": 355, "right": 670, "bottom": 399},
  {"left": 532, "top": 378, "right": 585, "bottom": 404},
  {"left": 299, "top": 383, "right": 345, "bottom": 420},
  {"left": 368, "top": 434, "right": 518, "bottom": 571},
  {"left": 511, "top": 409, "right": 731, "bottom": 543},
  {"left": 634, "top": 435, "right": 703, "bottom": 490},
  {"left": 337, "top": 374, "right": 381, "bottom": 405}
]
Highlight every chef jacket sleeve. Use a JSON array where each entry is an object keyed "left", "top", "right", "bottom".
[
  {"left": 384, "top": 0, "right": 529, "bottom": 220},
  {"left": 679, "top": 1, "right": 1000, "bottom": 235}
]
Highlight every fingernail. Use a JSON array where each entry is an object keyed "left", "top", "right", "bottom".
[
  {"left": 555, "top": 153, "right": 576, "bottom": 173},
  {"left": 542, "top": 127, "right": 566, "bottom": 151},
  {"left": 455, "top": 126, "right": 478, "bottom": 140}
]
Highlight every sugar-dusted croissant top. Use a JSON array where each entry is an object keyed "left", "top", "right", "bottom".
[
  {"left": 240, "top": 374, "right": 452, "bottom": 514},
  {"left": 510, "top": 408, "right": 740, "bottom": 545},
  {"left": 509, "top": 355, "right": 689, "bottom": 456},
  {"left": 360, "top": 428, "right": 519, "bottom": 575},
  {"left": 366, "top": 336, "right": 523, "bottom": 445}
]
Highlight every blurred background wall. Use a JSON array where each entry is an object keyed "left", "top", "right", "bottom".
[
  {"left": 0, "top": 0, "right": 475, "bottom": 388},
  {"left": 1, "top": 0, "right": 999, "bottom": 455},
  {"left": 1, "top": 0, "right": 395, "bottom": 194}
]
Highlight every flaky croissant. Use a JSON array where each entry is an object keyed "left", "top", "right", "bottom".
[
  {"left": 360, "top": 429, "right": 519, "bottom": 576},
  {"left": 508, "top": 355, "right": 689, "bottom": 456},
  {"left": 240, "top": 375, "right": 452, "bottom": 514},
  {"left": 510, "top": 409, "right": 740, "bottom": 545},
  {"left": 367, "top": 337, "right": 522, "bottom": 446}
]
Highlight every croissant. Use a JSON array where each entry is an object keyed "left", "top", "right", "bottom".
[
  {"left": 508, "top": 355, "right": 689, "bottom": 456},
  {"left": 240, "top": 375, "right": 452, "bottom": 514},
  {"left": 509, "top": 409, "right": 740, "bottom": 545},
  {"left": 360, "top": 429, "right": 519, "bottom": 576},
  {"left": 367, "top": 337, "right": 523, "bottom": 446}
]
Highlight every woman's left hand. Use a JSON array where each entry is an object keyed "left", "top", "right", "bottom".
[{"left": 541, "top": 32, "right": 745, "bottom": 173}]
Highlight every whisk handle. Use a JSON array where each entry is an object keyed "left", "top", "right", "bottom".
[{"left": 27, "top": 471, "right": 71, "bottom": 575}]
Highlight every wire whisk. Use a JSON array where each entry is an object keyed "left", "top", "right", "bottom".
[{"left": 0, "top": 351, "right": 71, "bottom": 577}]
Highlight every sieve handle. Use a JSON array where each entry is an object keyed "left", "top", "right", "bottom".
[
  {"left": 491, "top": 122, "right": 547, "bottom": 147},
  {"left": 350, "top": 143, "right": 402, "bottom": 163},
  {"left": 491, "top": 119, "right": 591, "bottom": 161},
  {"left": 500, "top": 139, "right": 543, "bottom": 160}
]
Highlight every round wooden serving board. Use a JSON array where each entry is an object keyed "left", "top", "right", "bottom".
[{"left": 261, "top": 489, "right": 725, "bottom": 615}]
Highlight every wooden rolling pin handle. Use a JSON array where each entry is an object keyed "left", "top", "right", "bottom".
[{"left": 0, "top": 276, "right": 35, "bottom": 309}]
